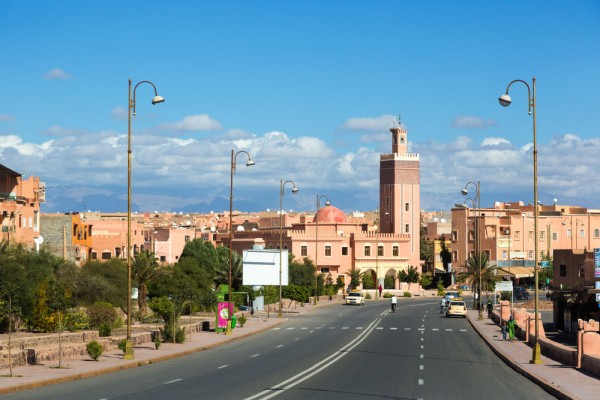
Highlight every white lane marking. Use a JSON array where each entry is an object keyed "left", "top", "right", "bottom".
[
  {"left": 273, "top": 328, "right": 281, "bottom": 331},
  {"left": 342, "top": 327, "right": 349, "bottom": 329},
  {"left": 418, "top": 379, "right": 424, "bottom": 385},
  {"left": 420, "top": 354, "right": 424, "bottom": 359},
  {"left": 418, "top": 328, "right": 425, "bottom": 331},
  {"left": 432, "top": 328, "right": 439, "bottom": 331},
  {"left": 446, "top": 329, "right": 453, "bottom": 332},
  {"left": 252, "top": 354, "right": 260, "bottom": 358},
  {"left": 420, "top": 345, "right": 424, "bottom": 349},
  {"left": 277, "top": 345, "right": 284, "bottom": 348},
  {"left": 376, "top": 327, "right": 384, "bottom": 330},
  {"left": 286, "top": 327, "right": 295, "bottom": 330},
  {"left": 390, "top": 327, "right": 397, "bottom": 330},
  {"left": 404, "top": 328, "right": 411, "bottom": 331},
  {"left": 244, "top": 318, "right": 382, "bottom": 400},
  {"left": 328, "top": 327, "right": 336, "bottom": 329},
  {"left": 164, "top": 378, "right": 182, "bottom": 384},
  {"left": 356, "top": 327, "right": 363, "bottom": 330},
  {"left": 421, "top": 338, "right": 424, "bottom": 341},
  {"left": 460, "top": 329, "right": 467, "bottom": 332},
  {"left": 294, "top": 338, "right": 300, "bottom": 341},
  {"left": 217, "top": 365, "right": 228, "bottom": 369},
  {"left": 300, "top": 327, "right": 308, "bottom": 330},
  {"left": 420, "top": 365, "right": 424, "bottom": 370},
  {"left": 309, "top": 330, "right": 315, "bottom": 333}
]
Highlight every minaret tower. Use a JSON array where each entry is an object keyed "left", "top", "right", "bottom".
[{"left": 379, "top": 119, "right": 421, "bottom": 267}]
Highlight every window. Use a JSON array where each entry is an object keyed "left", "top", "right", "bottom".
[
  {"left": 567, "top": 229, "right": 572, "bottom": 238},
  {"left": 321, "top": 267, "right": 330, "bottom": 273},
  {"left": 559, "top": 264, "right": 567, "bottom": 277},
  {"left": 378, "top": 245, "right": 383, "bottom": 257},
  {"left": 160, "top": 256, "right": 166, "bottom": 262},
  {"left": 539, "top": 231, "right": 545, "bottom": 240},
  {"left": 515, "top": 231, "right": 521, "bottom": 240},
  {"left": 528, "top": 231, "right": 534, "bottom": 239},
  {"left": 101, "top": 251, "right": 112, "bottom": 260},
  {"left": 342, "top": 246, "right": 348, "bottom": 256},
  {"left": 364, "top": 246, "right": 371, "bottom": 257},
  {"left": 452, "top": 230, "right": 458, "bottom": 241},
  {"left": 185, "top": 235, "right": 190, "bottom": 242},
  {"left": 528, "top": 250, "right": 534, "bottom": 259},
  {"left": 595, "top": 229, "right": 600, "bottom": 238},
  {"left": 325, "top": 245, "right": 332, "bottom": 256},
  {"left": 452, "top": 251, "right": 458, "bottom": 262},
  {"left": 502, "top": 250, "right": 507, "bottom": 259},
  {"left": 115, "top": 247, "right": 121, "bottom": 258},
  {"left": 405, "top": 224, "right": 410, "bottom": 233},
  {"left": 579, "top": 229, "right": 585, "bottom": 238},
  {"left": 91, "top": 251, "right": 97, "bottom": 260},
  {"left": 553, "top": 232, "right": 558, "bottom": 241},
  {"left": 393, "top": 246, "right": 399, "bottom": 257},
  {"left": 301, "top": 245, "right": 308, "bottom": 256},
  {"left": 405, "top": 203, "right": 410, "bottom": 211},
  {"left": 469, "top": 230, "right": 475, "bottom": 241}
]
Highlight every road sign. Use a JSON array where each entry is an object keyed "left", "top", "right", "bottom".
[
  {"left": 540, "top": 260, "right": 549, "bottom": 267},
  {"left": 495, "top": 281, "right": 513, "bottom": 292}
]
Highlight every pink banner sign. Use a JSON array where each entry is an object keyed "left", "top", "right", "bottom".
[{"left": 218, "top": 302, "right": 231, "bottom": 328}]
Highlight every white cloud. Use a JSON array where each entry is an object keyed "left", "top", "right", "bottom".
[
  {"left": 452, "top": 116, "right": 498, "bottom": 129},
  {"left": 0, "top": 114, "right": 15, "bottom": 122},
  {"left": 111, "top": 107, "right": 127, "bottom": 120},
  {"left": 162, "top": 114, "right": 223, "bottom": 132},
  {"left": 43, "top": 68, "right": 73, "bottom": 80},
  {"left": 342, "top": 114, "right": 397, "bottom": 131},
  {"left": 481, "top": 137, "right": 511, "bottom": 147}
]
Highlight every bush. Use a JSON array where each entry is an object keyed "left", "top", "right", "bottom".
[
  {"left": 364, "top": 292, "right": 372, "bottom": 299},
  {"left": 64, "top": 308, "right": 90, "bottom": 331},
  {"left": 237, "top": 314, "right": 247, "bottom": 327},
  {"left": 383, "top": 292, "right": 393, "bottom": 298},
  {"left": 437, "top": 281, "right": 445, "bottom": 296},
  {"left": 117, "top": 338, "right": 132, "bottom": 354},
  {"left": 99, "top": 323, "right": 112, "bottom": 337},
  {"left": 403, "top": 291, "right": 412, "bottom": 298},
  {"left": 86, "top": 340, "right": 103, "bottom": 361},
  {"left": 88, "top": 302, "right": 117, "bottom": 328}
]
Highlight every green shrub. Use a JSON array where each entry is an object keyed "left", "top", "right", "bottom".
[
  {"left": 437, "top": 281, "right": 445, "bottom": 296},
  {"left": 88, "top": 302, "right": 117, "bottom": 328},
  {"left": 238, "top": 314, "right": 247, "bottom": 327},
  {"left": 403, "top": 291, "right": 412, "bottom": 298},
  {"left": 117, "top": 338, "right": 128, "bottom": 353},
  {"left": 364, "top": 292, "right": 372, "bottom": 299},
  {"left": 86, "top": 340, "right": 103, "bottom": 361},
  {"left": 383, "top": 292, "right": 393, "bottom": 298},
  {"left": 99, "top": 323, "right": 112, "bottom": 337},
  {"left": 64, "top": 308, "right": 90, "bottom": 331}
]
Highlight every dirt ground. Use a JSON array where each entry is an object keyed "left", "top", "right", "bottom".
[{"left": 518, "top": 300, "right": 554, "bottom": 310}]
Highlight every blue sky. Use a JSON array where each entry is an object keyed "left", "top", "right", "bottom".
[{"left": 1, "top": 1, "right": 599, "bottom": 214}]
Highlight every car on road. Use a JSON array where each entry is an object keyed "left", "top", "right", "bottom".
[
  {"left": 440, "top": 291, "right": 460, "bottom": 312},
  {"left": 446, "top": 300, "right": 468, "bottom": 318},
  {"left": 346, "top": 291, "right": 365, "bottom": 305},
  {"left": 514, "top": 286, "right": 529, "bottom": 300}
]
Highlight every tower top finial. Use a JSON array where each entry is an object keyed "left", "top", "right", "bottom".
[{"left": 397, "top": 113, "right": 401, "bottom": 127}]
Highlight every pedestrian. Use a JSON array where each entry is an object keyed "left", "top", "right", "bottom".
[
  {"left": 507, "top": 316, "right": 516, "bottom": 341},
  {"left": 378, "top": 284, "right": 383, "bottom": 297},
  {"left": 501, "top": 321, "right": 507, "bottom": 341},
  {"left": 390, "top": 294, "right": 397, "bottom": 312},
  {"left": 486, "top": 300, "right": 493, "bottom": 318}
]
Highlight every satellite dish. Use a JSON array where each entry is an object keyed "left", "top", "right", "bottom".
[
  {"left": 210, "top": 226, "right": 216, "bottom": 232},
  {"left": 237, "top": 225, "right": 245, "bottom": 232},
  {"left": 252, "top": 228, "right": 257, "bottom": 232},
  {"left": 553, "top": 198, "right": 558, "bottom": 204},
  {"left": 33, "top": 236, "right": 44, "bottom": 245}
]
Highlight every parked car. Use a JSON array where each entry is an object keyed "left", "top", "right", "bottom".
[{"left": 346, "top": 291, "right": 365, "bottom": 305}]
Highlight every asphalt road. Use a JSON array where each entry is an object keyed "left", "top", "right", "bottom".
[{"left": 2, "top": 298, "right": 556, "bottom": 400}]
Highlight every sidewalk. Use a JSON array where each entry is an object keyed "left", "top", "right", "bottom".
[
  {"left": 467, "top": 309, "right": 600, "bottom": 400},
  {"left": 0, "top": 299, "right": 338, "bottom": 396}
]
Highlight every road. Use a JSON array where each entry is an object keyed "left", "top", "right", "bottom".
[{"left": 1, "top": 298, "right": 556, "bottom": 399}]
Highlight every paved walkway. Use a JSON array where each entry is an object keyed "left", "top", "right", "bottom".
[
  {"left": 0, "top": 297, "right": 598, "bottom": 399},
  {"left": 467, "top": 309, "right": 600, "bottom": 400}
]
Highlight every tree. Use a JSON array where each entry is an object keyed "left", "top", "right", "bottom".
[
  {"left": 46, "top": 278, "right": 75, "bottom": 368},
  {"left": 179, "top": 239, "right": 219, "bottom": 281},
  {"left": 0, "top": 283, "right": 20, "bottom": 376},
  {"left": 132, "top": 251, "right": 162, "bottom": 316},
  {"left": 457, "top": 252, "right": 500, "bottom": 307},
  {"left": 420, "top": 219, "right": 434, "bottom": 272},
  {"left": 214, "top": 247, "right": 243, "bottom": 290},
  {"left": 346, "top": 265, "right": 364, "bottom": 290},
  {"left": 439, "top": 237, "right": 452, "bottom": 273},
  {"left": 398, "top": 266, "right": 420, "bottom": 291}
]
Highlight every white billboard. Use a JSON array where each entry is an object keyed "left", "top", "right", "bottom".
[{"left": 243, "top": 249, "right": 289, "bottom": 286}]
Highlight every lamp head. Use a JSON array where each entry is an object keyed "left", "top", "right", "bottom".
[
  {"left": 291, "top": 187, "right": 299, "bottom": 194},
  {"left": 325, "top": 200, "right": 331, "bottom": 206},
  {"left": 498, "top": 93, "right": 512, "bottom": 107},
  {"left": 246, "top": 159, "right": 255, "bottom": 167},
  {"left": 152, "top": 95, "right": 165, "bottom": 105},
  {"left": 461, "top": 188, "right": 468, "bottom": 196}
]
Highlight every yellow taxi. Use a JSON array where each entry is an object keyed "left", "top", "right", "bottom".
[{"left": 446, "top": 299, "right": 467, "bottom": 318}]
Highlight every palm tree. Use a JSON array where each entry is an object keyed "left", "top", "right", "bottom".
[
  {"left": 457, "top": 252, "right": 500, "bottom": 308},
  {"left": 132, "top": 251, "right": 162, "bottom": 316},
  {"left": 215, "top": 250, "right": 243, "bottom": 290},
  {"left": 346, "top": 265, "right": 364, "bottom": 291}
]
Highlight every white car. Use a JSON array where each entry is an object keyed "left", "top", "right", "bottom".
[
  {"left": 440, "top": 292, "right": 459, "bottom": 312},
  {"left": 446, "top": 300, "right": 467, "bottom": 318},
  {"left": 346, "top": 291, "right": 365, "bottom": 305}
]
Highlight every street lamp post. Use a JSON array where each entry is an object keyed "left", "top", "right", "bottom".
[
  {"left": 227, "top": 149, "right": 255, "bottom": 335},
  {"left": 279, "top": 180, "right": 299, "bottom": 317},
  {"left": 314, "top": 195, "right": 331, "bottom": 305},
  {"left": 499, "top": 76, "right": 542, "bottom": 364},
  {"left": 462, "top": 182, "right": 481, "bottom": 319},
  {"left": 126, "top": 79, "right": 164, "bottom": 360}
]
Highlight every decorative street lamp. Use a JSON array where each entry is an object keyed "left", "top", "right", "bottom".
[
  {"left": 314, "top": 195, "right": 331, "bottom": 305},
  {"left": 462, "top": 182, "right": 482, "bottom": 320},
  {"left": 499, "top": 76, "right": 542, "bottom": 364},
  {"left": 126, "top": 79, "right": 164, "bottom": 359},
  {"left": 279, "top": 180, "right": 298, "bottom": 317},
  {"left": 227, "top": 149, "right": 255, "bottom": 335}
]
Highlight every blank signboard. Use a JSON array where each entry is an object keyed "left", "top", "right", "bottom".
[{"left": 242, "top": 249, "right": 288, "bottom": 286}]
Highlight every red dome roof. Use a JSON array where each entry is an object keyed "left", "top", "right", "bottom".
[{"left": 312, "top": 205, "right": 346, "bottom": 223}]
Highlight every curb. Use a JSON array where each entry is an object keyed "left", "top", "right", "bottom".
[
  {"left": 466, "top": 314, "right": 578, "bottom": 400},
  {"left": 0, "top": 318, "right": 286, "bottom": 396}
]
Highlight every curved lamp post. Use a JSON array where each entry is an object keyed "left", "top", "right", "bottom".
[
  {"left": 279, "top": 180, "right": 299, "bottom": 317},
  {"left": 462, "top": 182, "right": 482, "bottom": 320},
  {"left": 314, "top": 195, "right": 331, "bottom": 305},
  {"left": 227, "top": 150, "right": 255, "bottom": 335},
  {"left": 126, "top": 79, "right": 164, "bottom": 359},
  {"left": 499, "top": 76, "right": 542, "bottom": 364}
]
